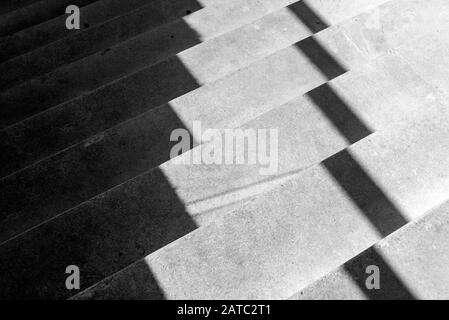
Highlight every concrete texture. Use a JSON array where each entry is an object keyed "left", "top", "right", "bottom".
[
  {"left": 0, "top": 0, "right": 155, "bottom": 62},
  {"left": 0, "top": 0, "right": 96, "bottom": 36},
  {"left": 0, "top": 0, "right": 386, "bottom": 177},
  {"left": 0, "top": 0, "right": 302, "bottom": 91},
  {"left": 291, "top": 200, "right": 449, "bottom": 300},
  {"left": 0, "top": 0, "right": 204, "bottom": 90},
  {"left": 1, "top": 42, "right": 438, "bottom": 299},
  {"left": 0, "top": 1, "right": 386, "bottom": 243},
  {"left": 2, "top": 0, "right": 449, "bottom": 300},
  {"left": 76, "top": 94, "right": 449, "bottom": 299}
]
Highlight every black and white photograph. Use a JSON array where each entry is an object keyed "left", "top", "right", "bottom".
[{"left": 0, "top": 0, "right": 449, "bottom": 308}]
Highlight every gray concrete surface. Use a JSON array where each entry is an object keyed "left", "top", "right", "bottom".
[
  {"left": 290, "top": 200, "right": 449, "bottom": 299},
  {"left": 76, "top": 92, "right": 449, "bottom": 299},
  {"left": 2, "top": 0, "right": 449, "bottom": 300},
  {"left": 0, "top": 2, "right": 384, "bottom": 243},
  {"left": 0, "top": 0, "right": 154, "bottom": 62}
]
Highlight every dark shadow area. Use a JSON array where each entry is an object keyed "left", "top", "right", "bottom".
[
  {"left": 0, "top": 0, "right": 36, "bottom": 15},
  {"left": 288, "top": 0, "right": 329, "bottom": 33},
  {"left": 0, "top": 31, "right": 202, "bottom": 178},
  {"left": 0, "top": 19, "right": 202, "bottom": 131},
  {"left": 288, "top": 1, "right": 345, "bottom": 81},
  {"left": 0, "top": 0, "right": 206, "bottom": 299},
  {"left": 295, "top": 36, "right": 346, "bottom": 81},
  {"left": 0, "top": 0, "right": 161, "bottom": 63},
  {"left": 290, "top": 2, "right": 370, "bottom": 144},
  {"left": 322, "top": 149, "right": 408, "bottom": 237},
  {"left": 74, "top": 260, "right": 167, "bottom": 300},
  {"left": 289, "top": 4, "right": 413, "bottom": 296},
  {"left": 307, "top": 83, "right": 373, "bottom": 144},
  {"left": 0, "top": 0, "right": 98, "bottom": 37},
  {"left": 343, "top": 247, "right": 416, "bottom": 300},
  {"left": 0, "top": 0, "right": 203, "bottom": 91},
  {"left": 0, "top": 102, "right": 198, "bottom": 244},
  {"left": 0, "top": 167, "right": 194, "bottom": 299}
]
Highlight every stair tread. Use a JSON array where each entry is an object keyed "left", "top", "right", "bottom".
[
  {"left": 290, "top": 199, "right": 449, "bottom": 300},
  {"left": 1, "top": 10, "right": 448, "bottom": 298},
  {"left": 2, "top": 0, "right": 449, "bottom": 300},
  {"left": 74, "top": 89, "right": 449, "bottom": 299},
  {"left": 0, "top": 0, "right": 206, "bottom": 90},
  {"left": 0, "top": 0, "right": 157, "bottom": 62},
  {"left": 0, "top": 20, "right": 368, "bottom": 244}
]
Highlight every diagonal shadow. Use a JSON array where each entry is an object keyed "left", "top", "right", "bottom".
[
  {"left": 0, "top": 0, "right": 98, "bottom": 36},
  {"left": 0, "top": 0, "right": 203, "bottom": 91},
  {"left": 0, "top": 18, "right": 202, "bottom": 131},
  {"left": 73, "top": 260, "right": 167, "bottom": 300},
  {"left": 0, "top": 101, "right": 199, "bottom": 244},
  {"left": 342, "top": 247, "right": 416, "bottom": 300},
  {"left": 0, "top": 167, "right": 194, "bottom": 299},
  {"left": 288, "top": 1, "right": 414, "bottom": 299},
  {"left": 307, "top": 83, "right": 373, "bottom": 144},
  {"left": 289, "top": 1, "right": 407, "bottom": 235},
  {"left": 0, "top": 1, "right": 207, "bottom": 299},
  {"left": 295, "top": 36, "right": 346, "bottom": 81},
  {"left": 288, "top": 0, "right": 329, "bottom": 33},
  {"left": 0, "top": 0, "right": 162, "bottom": 63},
  {"left": 0, "top": 51, "right": 202, "bottom": 178},
  {"left": 322, "top": 149, "right": 408, "bottom": 237}
]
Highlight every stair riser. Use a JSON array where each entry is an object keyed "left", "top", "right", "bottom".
[
  {"left": 292, "top": 201, "right": 449, "bottom": 300},
  {"left": 0, "top": 0, "right": 204, "bottom": 90},
  {"left": 0, "top": 0, "right": 157, "bottom": 62},
  {"left": 0, "top": 31, "right": 444, "bottom": 300},
  {"left": 0, "top": 0, "right": 96, "bottom": 37},
  {"left": 0, "top": 5, "right": 308, "bottom": 130},
  {"left": 77, "top": 90, "right": 449, "bottom": 299},
  {"left": 0, "top": 27, "right": 365, "bottom": 244}
]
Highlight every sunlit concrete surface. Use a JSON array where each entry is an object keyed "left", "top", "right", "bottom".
[
  {"left": 291, "top": 200, "right": 449, "bottom": 300},
  {"left": 1, "top": 0, "right": 449, "bottom": 300}
]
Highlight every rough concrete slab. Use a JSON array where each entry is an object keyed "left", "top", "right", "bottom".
[
  {"left": 0, "top": 0, "right": 156, "bottom": 62},
  {"left": 75, "top": 95, "right": 449, "bottom": 299},
  {"left": 0, "top": 1, "right": 383, "bottom": 177},
  {"left": 0, "top": 24, "right": 366, "bottom": 244},
  {"left": 0, "top": 48, "right": 434, "bottom": 299},
  {"left": 0, "top": 168, "right": 197, "bottom": 299},
  {"left": 0, "top": 3, "right": 314, "bottom": 129},
  {"left": 339, "top": 0, "right": 449, "bottom": 61},
  {"left": 0, "top": 0, "right": 390, "bottom": 129},
  {"left": 162, "top": 53, "right": 442, "bottom": 225},
  {"left": 0, "top": 0, "right": 96, "bottom": 37},
  {"left": 290, "top": 200, "right": 449, "bottom": 300},
  {"left": 0, "top": 0, "right": 297, "bottom": 90}
]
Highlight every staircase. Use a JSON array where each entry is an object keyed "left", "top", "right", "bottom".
[{"left": 1, "top": 0, "right": 449, "bottom": 299}]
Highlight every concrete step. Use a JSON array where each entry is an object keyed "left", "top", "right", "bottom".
[
  {"left": 73, "top": 82, "right": 449, "bottom": 299},
  {"left": 0, "top": 0, "right": 157, "bottom": 62},
  {"left": 0, "top": 0, "right": 445, "bottom": 244},
  {"left": 0, "top": 29, "right": 355, "bottom": 243},
  {"left": 290, "top": 199, "right": 449, "bottom": 300},
  {"left": 0, "top": 0, "right": 303, "bottom": 130},
  {"left": 0, "top": 0, "right": 391, "bottom": 177},
  {"left": 160, "top": 52, "right": 443, "bottom": 225},
  {"left": 0, "top": 0, "right": 205, "bottom": 90},
  {"left": 1, "top": 1, "right": 393, "bottom": 245},
  {"left": 0, "top": 0, "right": 305, "bottom": 122},
  {"left": 0, "top": 13, "right": 447, "bottom": 298},
  {"left": 0, "top": 1, "right": 37, "bottom": 15},
  {"left": 0, "top": 0, "right": 97, "bottom": 37}
]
